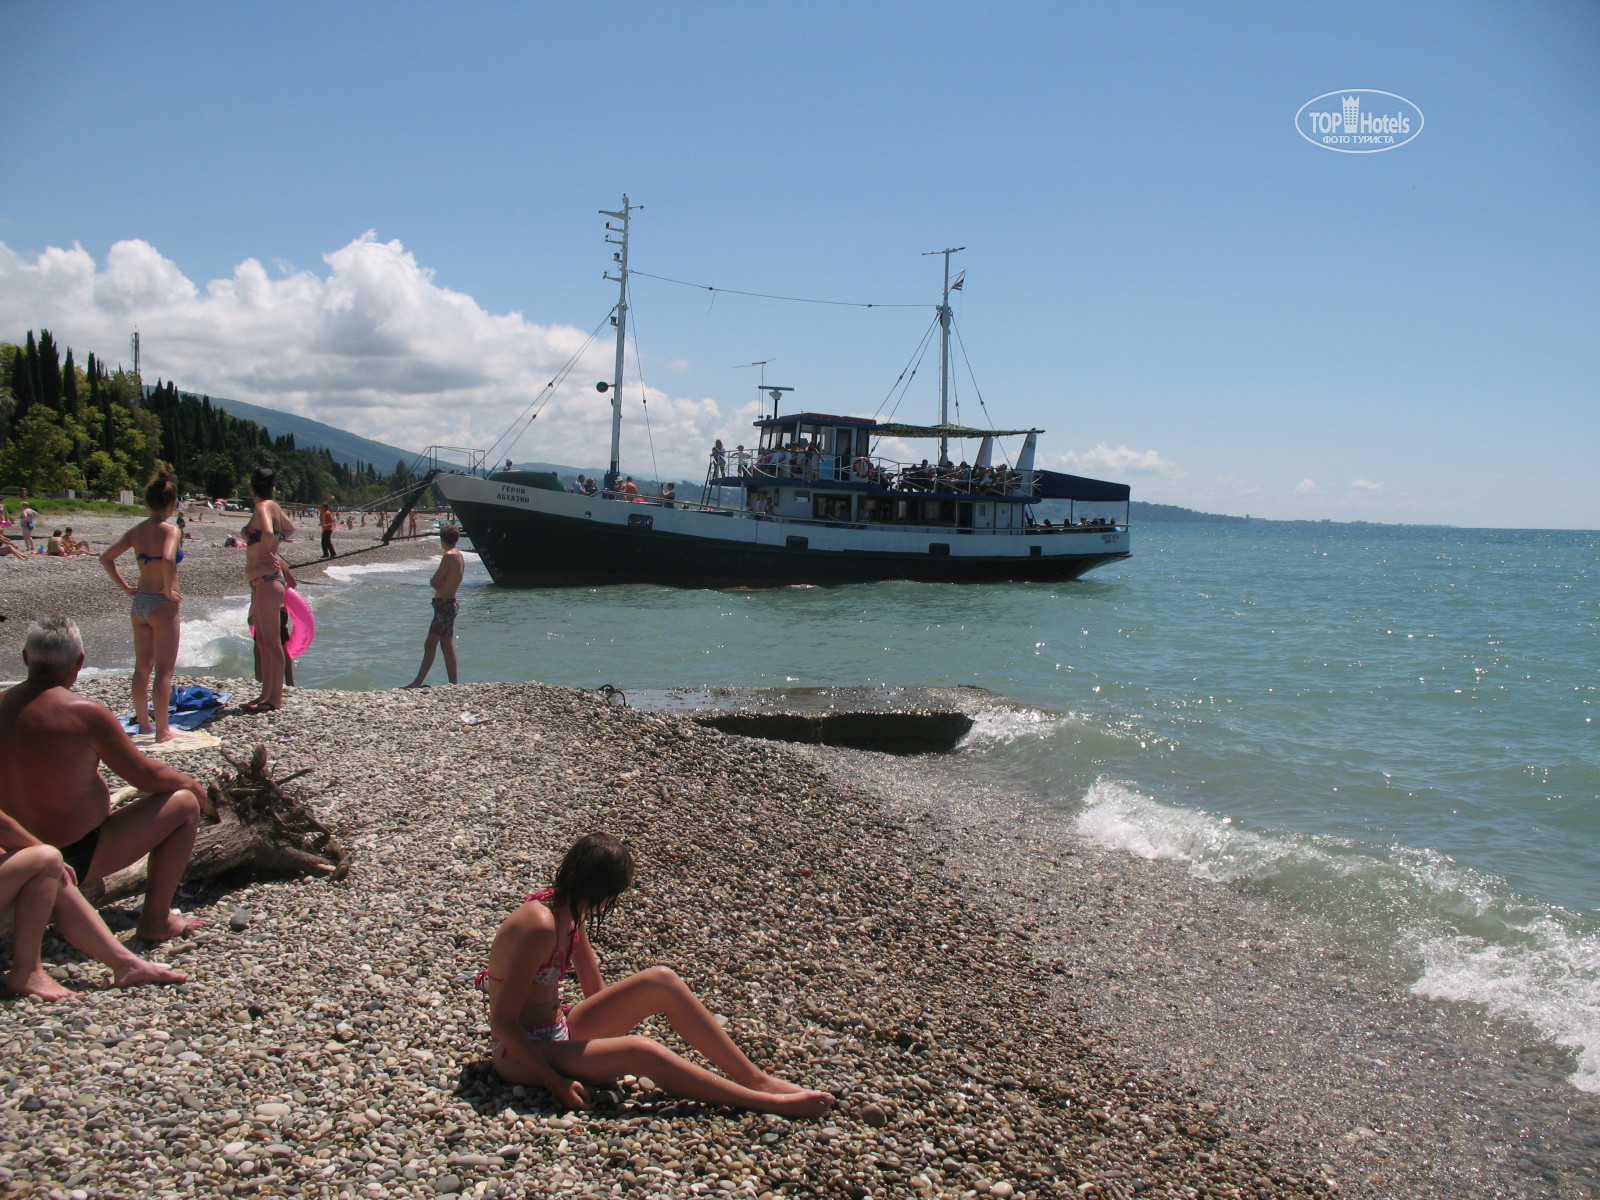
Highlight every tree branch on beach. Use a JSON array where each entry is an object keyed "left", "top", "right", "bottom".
[{"left": 80, "top": 744, "right": 352, "bottom": 909}]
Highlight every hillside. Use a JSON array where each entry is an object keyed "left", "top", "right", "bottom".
[{"left": 195, "top": 394, "right": 436, "bottom": 474}]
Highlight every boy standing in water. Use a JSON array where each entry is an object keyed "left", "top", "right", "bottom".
[{"left": 405, "top": 525, "right": 465, "bottom": 687}]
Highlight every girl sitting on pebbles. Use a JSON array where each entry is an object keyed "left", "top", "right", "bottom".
[{"left": 479, "top": 832, "right": 834, "bottom": 1117}]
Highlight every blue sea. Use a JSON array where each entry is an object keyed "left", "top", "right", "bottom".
[{"left": 178, "top": 522, "right": 1600, "bottom": 1092}]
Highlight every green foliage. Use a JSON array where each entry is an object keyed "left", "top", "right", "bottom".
[
  {"left": 15, "top": 496, "right": 146, "bottom": 517},
  {"left": 1, "top": 405, "right": 76, "bottom": 495},
  {"left": 1, "top": 329, "right": 416, "bottom": 506}
]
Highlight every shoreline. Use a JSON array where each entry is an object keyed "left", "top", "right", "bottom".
[
  {"left": 0, "top": 513, "right": 448, "bottom": 669},
  {"left": 4, "top": 675, "right": 1330, "bottom": 1200},
  {"left": 808, "top": 743, "right": 1600, "bottom": 1199}
]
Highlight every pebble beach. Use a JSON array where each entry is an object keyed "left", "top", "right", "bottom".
[{"left": 1, "top": 676, "right": 1330, "bottom": 1200}]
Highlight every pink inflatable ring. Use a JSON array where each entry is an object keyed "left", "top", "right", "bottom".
[{"left": 249, "top": 586, "right": 316, "bottom": 658}]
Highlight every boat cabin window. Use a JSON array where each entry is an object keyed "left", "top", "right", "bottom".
[{"left": 813, "top": 493, "right": 852, "bottom": 522}]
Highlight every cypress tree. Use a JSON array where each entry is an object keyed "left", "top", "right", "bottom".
[
  {"left": 18, "top": 331, "right": 40, "bottom": 422},
  {"left": 61, "top": 347, "right": 78, "bottom": 417},
  {"left": 36, "top": 330, "right": 61, "bottom": 410},
  {"left": 10, "top": 338, "right": 34, "bottom": 420}
]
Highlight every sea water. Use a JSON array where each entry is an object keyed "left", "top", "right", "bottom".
[{"left": 177, "top": 523, "right": 1600, "bottom": 1091}]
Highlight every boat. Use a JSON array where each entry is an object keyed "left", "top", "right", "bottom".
[{"left": 436, "top": 198, "right": 1132, "bottom": 588}]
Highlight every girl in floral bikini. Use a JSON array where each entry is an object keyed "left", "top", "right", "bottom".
[{"left": 478, "top": 832, "right": 834, "bottom": 1116}]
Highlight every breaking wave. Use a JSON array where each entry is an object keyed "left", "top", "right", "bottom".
[{"left": 1073, "top": 777, "right": 1600, "bottom": 1093}]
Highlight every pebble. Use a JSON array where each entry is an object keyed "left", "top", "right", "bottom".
[{"left": 228, "top": 907, "right": 253, "bottom": 931}]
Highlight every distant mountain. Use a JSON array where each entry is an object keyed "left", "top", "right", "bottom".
[
  {"left": 1129, "top": 500, "right": 1250, "bottom": 524},
  {"left": 193, "top": 394, "right": 440, "bottom": 473},
  {"left": 190, "top": 394, "right": 624, "bottom": 482}
]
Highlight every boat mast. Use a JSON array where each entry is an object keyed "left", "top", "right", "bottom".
[
  {"left": 601, "top": 196, "right": 639, "bottom": 491},
  {"left": 924, "top": 246, "right": 964, "bottom": 465}
]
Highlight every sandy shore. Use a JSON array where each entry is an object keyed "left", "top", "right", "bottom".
[
  {"left": 1, "top": 676, "right": 1334, "bottom": 1200},
  {"left": 0, "top": 512, "right": 448, "bottom": 669}
]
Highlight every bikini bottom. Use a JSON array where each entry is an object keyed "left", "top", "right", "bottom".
[
  {"left": 491, "top": 1006, "right": 571, "bottom": 1064},
  {"left": 131, "top": 591, "right": 173, "bottom": 621},
  {"left": 249, "top": 570, "right": 285, "bottom": 590}
]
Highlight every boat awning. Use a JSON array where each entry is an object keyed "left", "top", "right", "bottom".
[
  {"left": 1036, "top": 470, "right": 1130, "bottom": 502},
  {"left": 872, "top": 422, "right": 1042, "bottom": 439},
  {"left": 753, "top": 412, "right": 879, "bottom": 429}
]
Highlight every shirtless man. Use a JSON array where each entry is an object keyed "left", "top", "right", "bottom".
[
  {"left": 404, "top": 525, "right": 465, "bottom": 688},
  {"left": 0, "top": 616, "right": 203, "bottom": 982}
]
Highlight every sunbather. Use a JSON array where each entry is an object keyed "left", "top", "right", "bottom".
[{"left": 477, "top": 832, "right": 833, "bottom": 1116}]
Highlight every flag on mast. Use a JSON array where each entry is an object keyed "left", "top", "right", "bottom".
[{"left": 950, "top": 271, "right": 965, "bottom": 291}]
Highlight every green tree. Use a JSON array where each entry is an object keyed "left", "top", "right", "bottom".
[
  {"left": 84, "top": 448, "right": 135, "bottom": 498},
  {"left": 61, "top": 347, "right": 79, "bottom": 418},
  {"left": 0, "top": 405, "right": 75, "bottom": 494}
]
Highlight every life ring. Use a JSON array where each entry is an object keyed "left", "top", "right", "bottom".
[
  {"left": 249, "top": 586, "right": 316, "bottom": 658},
  {"left": 852, "top": 457, "right": 872, "bottom": 480}
]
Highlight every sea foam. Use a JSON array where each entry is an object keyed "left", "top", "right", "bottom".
[
  {"left": 1074, "top": 777, "right": 1600, "bottom": 1093},
  {"left": 177, "top": 602, "right": 253, "bottom": 669}
]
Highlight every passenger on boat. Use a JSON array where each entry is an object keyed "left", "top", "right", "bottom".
[
  {"left": 711, "top": 440, "right": 726, "bottom": 473},
  {"left": 620, "top": 477, "right": 640, "bottom": 499},
  {"left": 582, "top": 477, "right": 599, "bottom": 496},
  {"left": 659, "top": 482, "right": 676, "bottom": 507}
]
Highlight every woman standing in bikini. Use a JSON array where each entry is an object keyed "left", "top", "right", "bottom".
[
  {"left": 241, "top": 467, "right": 296, "bottom": 713},
  {"left": 479, "top": 832, "right": 834, "bottom": 1116},
  {"left": 99, "top": 469, "right": 185, "bottom": 742}
]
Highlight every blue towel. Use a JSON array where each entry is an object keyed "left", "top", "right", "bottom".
[{"left": 120, "top": 687, "right": 232, "bottom": 734}]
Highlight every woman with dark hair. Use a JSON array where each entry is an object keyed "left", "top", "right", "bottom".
[
  {"left": 99, "top": 469, "right": 185, "bottom": 741},
  {"left": 241, "top": 467, "right": 297, "bottom": 713},
  {"left": 476, "top": 833, "right": 834, "bottom": 1116}
]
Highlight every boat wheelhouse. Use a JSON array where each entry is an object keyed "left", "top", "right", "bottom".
[{"left": 435, "top": 198, "right": 1132, "bottom": 588}]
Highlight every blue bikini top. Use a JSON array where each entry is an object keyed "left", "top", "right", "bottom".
[{"left": 137, "top": 548, "right": 184, "bottom": 565}]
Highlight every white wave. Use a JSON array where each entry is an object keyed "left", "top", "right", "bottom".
[
  {"left": 77, "top": 665, "right": 132, "bottom": 680},
  {"left": 176, "top": 602, "right": 252, "bottom": 668},
  {"left": 957, "top": 704, "right": 1067, "bottom": 748},
  {"left": 1410, "top": 920, "right": 1600, "bottom": 1094},
  {"left": 1073, "top": 777, "right": 1600, "bottom": 1094},
  {"left": 323, "top": 557, "right": 438, "bottom": 583},
  {"left": 1073, "top": 778, "right": 1294, "bottom": 876}
]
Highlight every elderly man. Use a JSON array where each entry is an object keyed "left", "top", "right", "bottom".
[{"left": 0, "top": 616, "right": 203, "bottom": 986}]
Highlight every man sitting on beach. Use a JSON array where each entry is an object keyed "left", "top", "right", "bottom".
[
  {"left": 0, "top": 616, "right": 208, "bottom": 966},
  {"left": 404, "top": 525, "right": 465, "bottom": 688}
]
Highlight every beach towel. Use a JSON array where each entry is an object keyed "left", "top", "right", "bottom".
[
  {"left": 128, "top": 728, "right": 221, "bottom": 754},
  {"left": 119, "top": 686, "right": 231, "bottom": 734}
]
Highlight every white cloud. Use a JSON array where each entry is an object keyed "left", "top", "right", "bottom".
[
  {"left": 0, "top": 234, "right": 747, "bottom": 478},
  {"left": 1294, "top": 478, "right": 1317, "bottom": 493},
  {"left": 1048, "top": 443, "right": 1182, "bottom": 478},
  {"left": 662, "top": 357, "right": 691, "bottom": 372},
  {"left": 1349, "top": 478, "right": 1385, "bottom": 492}
]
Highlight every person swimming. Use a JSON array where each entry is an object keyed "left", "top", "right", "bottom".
[{"left": 476, "top": 832, "right": 834, "bottom": 1116}]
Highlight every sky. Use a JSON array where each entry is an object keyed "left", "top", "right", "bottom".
[{"left": 1, "top": 1, "right": 1596, "bottom": 527}]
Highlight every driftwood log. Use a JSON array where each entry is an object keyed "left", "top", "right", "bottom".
[{"left": 78, "top": 744, "right": 352, "bottom": 909}]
